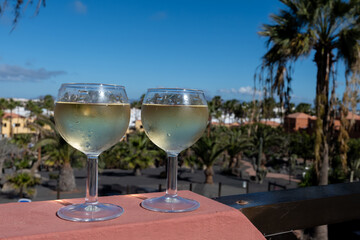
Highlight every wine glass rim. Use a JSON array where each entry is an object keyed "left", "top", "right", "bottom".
[
  {"left": 60, "top": 83, "right": 125, "bottom": 89},
  {"left": 146, "top": 88, "right": 204, "bottom": 93}
]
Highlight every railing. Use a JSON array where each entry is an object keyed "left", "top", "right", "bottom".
[
  {"left": 214, "top": 182, "right": 360, "bottom": 239},
  {"left": 0, "top": 190, "right": 266, "bottom": 240},
  {"left": 268, "top": 181, "right": 286, "bottom": 191}
]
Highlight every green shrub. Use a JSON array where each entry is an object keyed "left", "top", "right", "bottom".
[{"left": 7, "top": 172, "right": 41, "bottom": 198}]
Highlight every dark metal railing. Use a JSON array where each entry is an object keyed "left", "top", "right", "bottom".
[
  {"left": 214, "top": 182, "right": 360, "bottom": 238},
  {"left": 268, "top": 181, "right": 286, "bottom": 191}
]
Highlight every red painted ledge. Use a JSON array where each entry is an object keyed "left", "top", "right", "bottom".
[{"left": 0, "top": 191, "right": 265, "bottom": 240}]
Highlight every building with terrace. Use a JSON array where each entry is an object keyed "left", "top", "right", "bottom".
[{"left": 1, "top": 112, "right": 36, "bottom": 138}]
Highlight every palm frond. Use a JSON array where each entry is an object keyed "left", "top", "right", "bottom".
[{"left": 34, "top": 138, "right": 57, "bottom": 148}]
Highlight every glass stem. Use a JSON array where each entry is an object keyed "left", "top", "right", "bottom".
[
  {"left": 85, "top": 155, "right": 98, "bottom": 204},
  {"left": 165, "top": 153, "right": 178, "bottom": 197}
]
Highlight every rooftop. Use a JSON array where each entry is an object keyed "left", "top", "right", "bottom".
[{"left": 286, "top": 112, "right": 313, "bottom": 119}]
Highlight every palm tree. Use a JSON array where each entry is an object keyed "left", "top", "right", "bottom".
[
  {"left": 233, "top": 101, "right": 246, "bottom": 123},
  {"left": 181, "top": 149, "right": 198, "bottom": 173},
  {"left": 0, "top": 98, "right": 7, "bottom": 111},
  {"left": 130, "top": 94, "right": 145, "bottom": 109},
  {"left": 223, "top": 99, "right": 238, "bottom": 124},
  {"left": 25, "top": 100, "right": 43, "bottom": 174},
  {"left": 208, "top": 96, "right": 223, "bottom": 124},
  {"left": 7, "top": 172, "right": 40, "bottom": 198},
  {"left": 0, "top": 0, "right": 45, "bottom": 30},
  {"left": 40, "top": 95, "right": 54, "bottom": 116},
  {"left": 101, "top": 131, "right": 157, "bottom": 175},
  {"left": 295, "top": 103, "right": 314, "bottom": 115},
  {"left": 347, "top": 138, "right": 360, "bottom": 182},
  {"left": 259, "top": 0, "right": 360, "bottom": 184},
  {"left": 261, "top": 97, "right": 276, "bottom": 120},
  {"left": 0, "top": 98, "right": 8, "bottom": 137},
  {"left": 258, "top": 2, "right": 360, "bottom": 237},
  {"left": 34, "top": 115, "right": 81, "bottom": 191},
  {"left": 247, "top": 100, "right": 261, "bottom": 125},
  {"left": 122, "top": 132, "right": 156, "bottom": 176},
  {"left": 0, "top": 139, "right": 19, "bottom": 180},
  {"left": 289, "top": 131, "right": 315, "bottom": 166},
  {"left": 191, "top": 132, "right": 226, "bottom": 184},
  {"left": 10, "top": 134, "right": 33, "bottom": 157},
  {"left": 25, "top": 100, "right": 42, "bottom": 117},
  {"left": 248, "top": 124, "right": 284, "bottom": 183},
  {"left": 225, "top": 128, "right": 252, "bottom": 173}
]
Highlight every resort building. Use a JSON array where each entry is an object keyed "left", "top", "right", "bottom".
[
  {"left": 284, "top": 112, "right": 316, "bottom": 132},
  {"left": 1, "top": 113, "right": 36, "bottom": 138},
  {"left": 284, "top": 112, "right": 360, "bottom": 138}
]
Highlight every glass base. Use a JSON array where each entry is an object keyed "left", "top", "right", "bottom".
[
  {"left": 57, "top": 202, "right": 124, "bottom": 222},
  {"left": 141, "top": 195, "right": 200, "bottom": 213}
]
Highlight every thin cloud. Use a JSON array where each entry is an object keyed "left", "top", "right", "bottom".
[
  {"left": 25, "top": 59, "right": 35, "bottom": 66},
  {"left": 73, "top": 1, "right": 87, "bottom": 14},
  {"left": 0, "top": 64, "right": 66, "bottom": 82},
  {"left": 218, "top": 86, "right": 262, "bottom": 96},
  {"left": 150, "top": 11, "right": 168, "bottom": 21}
]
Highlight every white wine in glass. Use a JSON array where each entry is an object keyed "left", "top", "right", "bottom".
[
  {"left": 141, "top": 104, "right": 208, "bottom": 153},
  {"left": 141, "top": 88, "right": 208, "bottom": 212},
  {"left": 55, "top": 102, "right": 130, "bottom": 155},
  {"left": 54, "top": 83, "right": 130, "bottom": 222}
]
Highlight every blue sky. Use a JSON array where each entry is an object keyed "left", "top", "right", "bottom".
[{"left": 0, "top": 0, "right": 346, "bottom": 104}]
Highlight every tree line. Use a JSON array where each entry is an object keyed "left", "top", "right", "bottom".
[{"left": 0, "top": 95, "right": 359, "bottom": 200}]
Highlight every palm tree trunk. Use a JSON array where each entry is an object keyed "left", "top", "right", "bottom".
[
  {"left": 228, "top": 157, "right": 237, "bottom": 169},
  {"left": 207, "top": 115, "right": 212, "bottom": 137},
  {"left": 134, "top": 165, "right": 142, "bottom": 176},
  {"left": 319, "top": 142, "right": 329, "bottom": 185},
  {"left": 59, "top": 161, "right": 76, "bottom": 191},
  {"left": 235, "top": 154, "right": 242, "bottom": 168},
  {"left": 313, "top": 45, "right": 333, "bottom": 240},
  {"left": 0, "top": 117, "right": 3, "bottom": 138},
  {"left": 314, "top": 46, "right": 332, "bottom": 185},
  {"left": 350, "top": 170, "right": 354, "bottom": 182},
  {"left": 19, "top": 186, "right": 24, "bottom": 198},
  {"left": 30, "top": 147, "right": 42, "bottom": 175},
  {"left": 0, "top": 158, "right": 5, "bottom": 180},
  {"left": 204, "top": 165, "right": 214, "bottom": 184}
]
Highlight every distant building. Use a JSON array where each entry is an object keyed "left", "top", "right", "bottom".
[
  {"left": 284, "top": 113, "right": 315, "bottom": 133},
  {"left": 242, "top": 120, "right": 280, "bottom": 128},
  {"left": 259, "top": 120, "right": 281, "bottom": 128},
  {"left": 1, "top": 113, "right": 36, "bottom": 137},
  {"left": 338, "top": 112, "right": 360, "bottom": 138},
  {"left": 284, "top": 112, "right": 360, "bottom": 138},
  {"left": 129, "top": 108, "right": 141, "bottom": 128}
]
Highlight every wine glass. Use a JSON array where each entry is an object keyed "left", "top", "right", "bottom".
[
  {"left": 141, "top": 88, "right": 208, "bottom": 212},
  {"left": 54, "top": 83, "right": 130, "bottom": 221}
]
